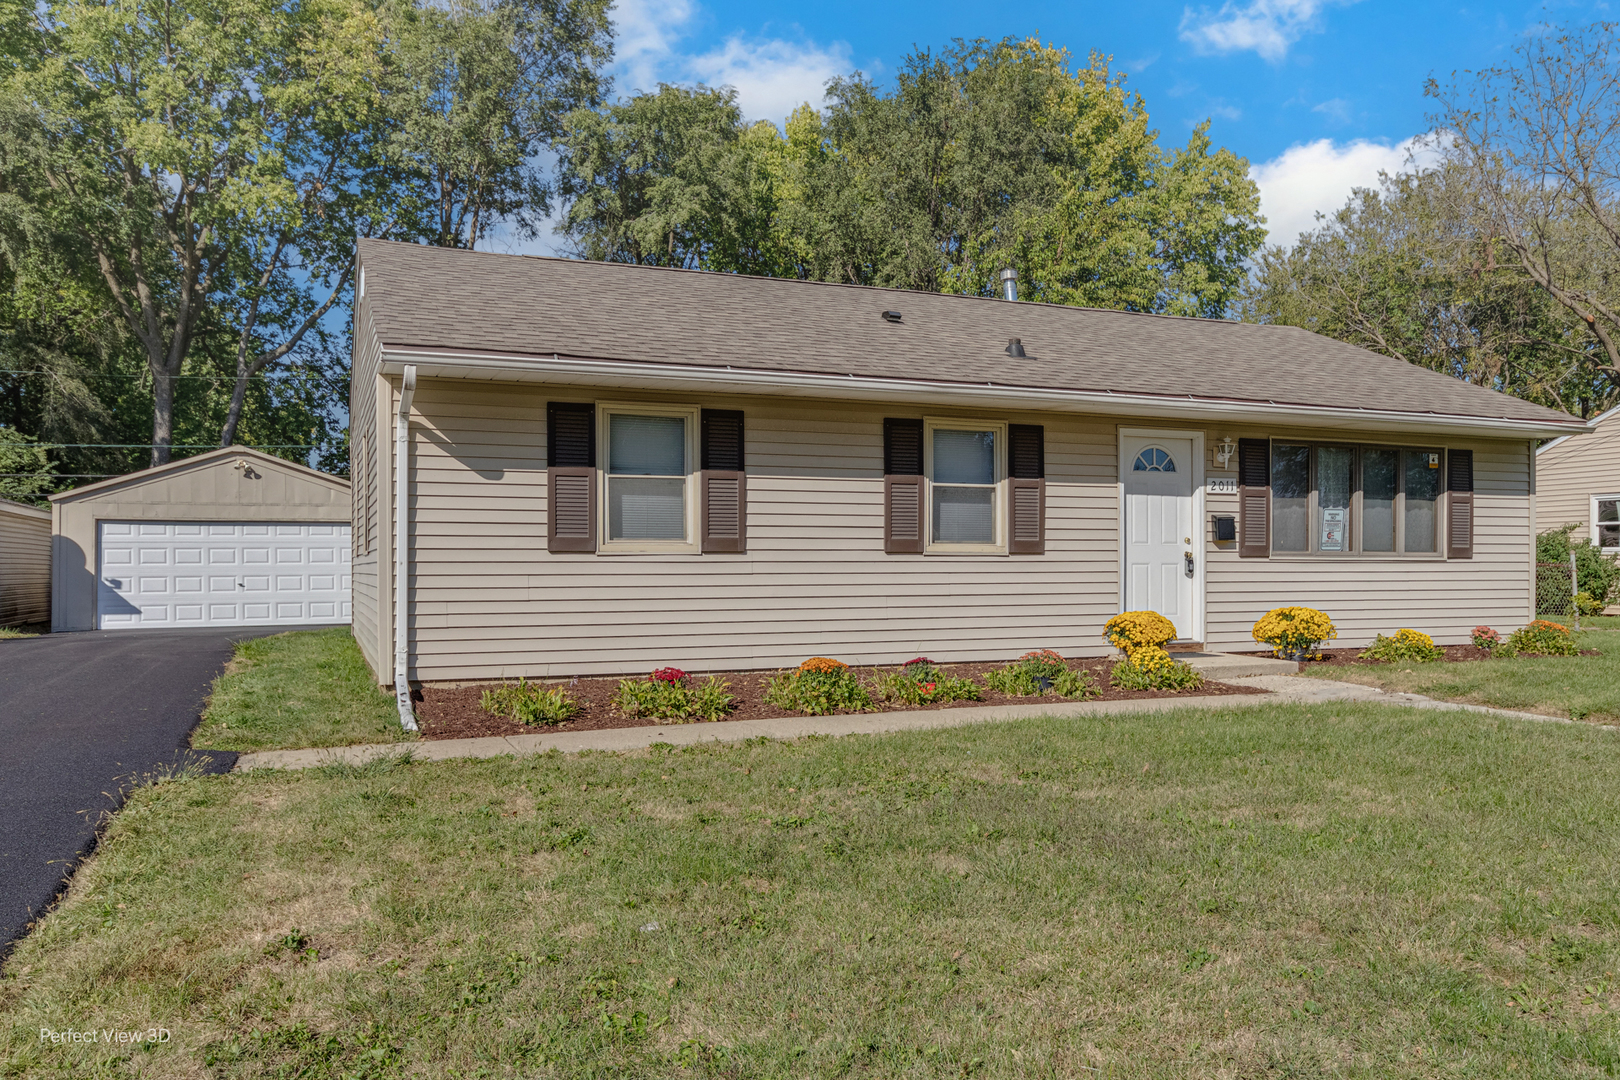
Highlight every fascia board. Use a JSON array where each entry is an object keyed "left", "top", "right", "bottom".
[{"left": 378, "top": 348, "right": 1595, "bottom": 442}]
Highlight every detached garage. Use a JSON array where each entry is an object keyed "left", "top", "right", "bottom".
[{"left": 50, "top": 447, "right": 352, "bottom": 631}]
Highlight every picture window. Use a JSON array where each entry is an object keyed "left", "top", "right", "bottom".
[{"left": 1268, "top": 443, "right": 1445, "bottom": 556}]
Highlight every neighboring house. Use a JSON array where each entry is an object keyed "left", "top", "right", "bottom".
[
  {"left": 1535, "top": 403, "right": 1620, "bottom": 553},
  {"left": 50, "top": 447, "right": 352, "bottom": 631},
  {"left": 0, "top": 497, "right": 51, "bottom": 627},
  {"left": 347, "top": 239, "right": 1591, "bottom": 686}
]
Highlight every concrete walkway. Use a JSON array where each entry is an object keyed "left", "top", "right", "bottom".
[{"left": 232, "top": 674, "right": 1612, "bottom": 773}]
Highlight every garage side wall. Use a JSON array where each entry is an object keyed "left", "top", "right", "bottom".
[
  {"left": 51, "top": 458, "right": 351, "bottom": 631},
  {"left": 0, "top": 499, "right": 51, "bottom": 626}
]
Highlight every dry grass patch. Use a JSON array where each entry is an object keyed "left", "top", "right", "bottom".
[{"left": 4, "top": 705, "right": 1620, "bottom": 1077}]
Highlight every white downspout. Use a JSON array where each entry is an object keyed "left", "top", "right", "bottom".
[{"left": 394, "top": 365, "right": 418, "bottom": 731}]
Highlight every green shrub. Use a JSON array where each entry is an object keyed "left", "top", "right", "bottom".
[
  {"left": 1538, "top": 526, "right": 1620, "bottom": 605},
  {"left": 981, "top": 649, "right": 1099, "bottom": 699},
  {"left": 1108, "top": 646, "right": 1205, "bottom": 691},
  {"left": 764, "top": 668, "right": 874, "bottom": 715},
  {"left": 1506, "top": 620, "right": 1577, "bottom": 657},
  {"left": 1576, "top": 591, "right": 1607, "bottom": 616},
  {"left": 480, "top": 679, "right": 580, "bottom": 725},
  {"left": 612, "top": 673, "right": 734, "bottom": 723},
  {"left": 1359, "top": 629, "right": 1445, "bottom": 664},
  {"left": 872, "top": 658, "right": 982, "bottom": 705}
]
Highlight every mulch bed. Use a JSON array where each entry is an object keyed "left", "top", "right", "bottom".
[
  {"left": 413, "top": 658, "right": 1266, "bottom": 741},
  {"left": 1241, "top": 644, "right": 1600, "bottom": 671}
]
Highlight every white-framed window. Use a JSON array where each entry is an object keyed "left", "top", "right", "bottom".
[
  {"left": 1595, "top": 495, "right": 1620, "bottom": 551},
  {"left": 924, "top": 417, "right": 1006, "bottom": 554},
  {"left": 598, "top": 403, "right": 700, "bottom": 553}
]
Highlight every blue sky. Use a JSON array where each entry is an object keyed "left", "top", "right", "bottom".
[{"left": 502, "top": 0, "right": 1611, "bottom": 254}]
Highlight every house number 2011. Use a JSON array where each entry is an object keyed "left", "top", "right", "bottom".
[{"left": 1207, "top": 478, "right": 1238, "bottom": 495}]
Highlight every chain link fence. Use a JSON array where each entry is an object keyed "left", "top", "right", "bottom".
[{"left": 1535, "top": 557, "right": 1580, "bottom": 627}]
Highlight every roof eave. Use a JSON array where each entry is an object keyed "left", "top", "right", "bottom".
[
  {"left": 379, "top": 347, "right": 1594, "bottom": 441},
  {"left": 48, "top": 446, "right": 348, "bottom": 503}
]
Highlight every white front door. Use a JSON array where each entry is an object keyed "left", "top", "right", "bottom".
[
  {"left": 1122, "top": 435, "right": 1196, "bottom": 639},
  {"left": 97, "top": 522, "right": 351, "bottom": 629}
]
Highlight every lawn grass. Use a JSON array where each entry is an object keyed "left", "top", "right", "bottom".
[
  {"left": 5, "top": 702, "right": 1620, "bottom": 1077},
  {"left": 191, "top": 627, "right": 411, "bottom": 752},
  {"left": 1303, "top": 630, "right": 1620, "bottom": 723},
  {"left": 0, "top": 624, "right": 43, "bottom": 640}
]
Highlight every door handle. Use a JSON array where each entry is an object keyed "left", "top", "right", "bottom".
[{"left": 1184, "top": 551, "right": 1195, "bottom": 577}]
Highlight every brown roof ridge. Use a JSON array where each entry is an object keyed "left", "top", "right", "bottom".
[{"left": 355, "top": 237, "right": 1266, "bottom": 329}]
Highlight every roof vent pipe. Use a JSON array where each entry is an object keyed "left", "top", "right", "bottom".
[
  {"left": 1006, "top": 338, "right": 1026, "bottom": 358},
  {"left": 999, "top": 267, "right": 1018, "bottom": 302}
]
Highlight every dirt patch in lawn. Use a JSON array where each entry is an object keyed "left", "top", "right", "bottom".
[{"left": 413, "top": 658, "right": 1266, "bottom": 741}]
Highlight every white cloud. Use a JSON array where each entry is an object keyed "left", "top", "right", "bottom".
[
  {"left": 606, "top": 0, "right": 850, "bottom": 127},
  {"left": 1179, "top": 0, "right": 1339, "bottom": 61},
  {"left": 688, "top": 36, "right": 850, "bottom": 126},
  {"left": 1250, "top": 135, "right": 1440, "bottom": 247},
  {"left": 610, "top": 0, "right": 696, "bottom": 96}
]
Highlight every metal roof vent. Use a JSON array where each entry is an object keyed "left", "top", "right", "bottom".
[
  {"left": 999, "top": 267, "right": 1018, "bottom": 302},
  {"left": 1006, "top": 338, "right": 1026, "bottom": 358},
  {"left": 881, "top": 310, "right": 902, "bottom": 323}
]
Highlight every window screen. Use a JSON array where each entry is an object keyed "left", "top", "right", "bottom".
[
  {"left": 607, "top": 414, "right": 687, "bottom": 541},
  {"left": 931, "top": 428, "right": 995, "bottom": 544},
  {"left": 1403, "top": 450, "right": 1440, "bottom": 553},
  {"left": 1271, "top": 444, "right": 1309, "bottom": 552},
  {"left": 1598, "top": 498, "right": 1619, "bottom": 550}
]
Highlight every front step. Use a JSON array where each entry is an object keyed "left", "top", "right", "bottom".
[{"left": 1170, "top": 651, "right": 1300, "bottom": 679}]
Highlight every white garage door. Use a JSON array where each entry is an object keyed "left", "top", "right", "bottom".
[{"left": 97, "top": 522, "right": 352, "bottom": 629}]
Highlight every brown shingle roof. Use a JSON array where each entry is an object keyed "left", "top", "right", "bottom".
[{"left": 357, "top": 239, "right": 1579, "bottom": 428}]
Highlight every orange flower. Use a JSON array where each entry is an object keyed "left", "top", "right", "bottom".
[{"left": 798, "top": 657, "right": 849, "bottom": 675}]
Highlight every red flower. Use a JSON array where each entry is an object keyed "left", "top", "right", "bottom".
[
  {"left": 902, "top": 657, "right": 933, "bottom": 667},
  {"left": 922, "top": 682, "right": 937, "bottom": 694},
  {"left": 650, "top": 667, "right": 688, "bottom": 685}
]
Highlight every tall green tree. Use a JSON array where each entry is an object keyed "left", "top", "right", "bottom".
[
  {"left": 1240, "top": 164, "right": 1611, "bottom": 416},
  {"left": 5, "top": 0, "right": 397, "bottom": 464},
  {"left": 1428, "top": 21, "right": 1620, "bottom": 400},
  {"left": 557, "top": 39, "right": 1265, "bottom": 315},
  {"left": 382, "top": 0, "right": 611, "bottom": 249}
]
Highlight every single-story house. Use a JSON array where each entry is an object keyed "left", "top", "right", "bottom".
[
  {"left": 50, "top": 447, "right": 352, "bottom": 631},
  {"left": 0, "top": 496, "right": 51, "bottom": 627},
  {"left": 1535, "top": 403, "right": 1619, "bottom": 553},
  {"left": 347, "top": 239, "right": 1592, "bottom": 687}
]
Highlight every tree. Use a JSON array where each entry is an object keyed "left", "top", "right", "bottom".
[
  {"left": 1428, "top": 22, "right": 1620, "bottom": 402},
  {"left": 382, "top": 0, "right": 612, "bottom": 249},
  {"left": 4, "top": 0, "right": 397, "bottom": 464},
  {"left": 1242, "top": 160, "right": 1615, "bottom": 417},
  {"left": 0, "top": 425, "right": 53, "bottom": 502},
  {"left": 557, "top": 39, "right": 1265, "bottom": 316}
]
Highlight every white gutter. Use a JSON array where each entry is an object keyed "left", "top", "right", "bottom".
[
  {"left": 378, "top": 348, "right": 1593, "bottom": 441},
  {"left": 394, "top": 365, "right": 418, "bottom": 732},
  {"left": 1537, "top": 402, "right": 1618, "bottom": 454}
]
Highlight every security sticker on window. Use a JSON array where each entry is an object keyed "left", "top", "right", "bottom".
[
  {"left": 1321, "top": 508, "right": 1347, "bottom": 551},
  {"left": 1426, "top": 453, "right": 1440, "bottom": 468}
]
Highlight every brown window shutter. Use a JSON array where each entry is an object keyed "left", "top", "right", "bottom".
[
  {"left": 884, "top": 418, "right": 924, "bottom": 554},
  {"left": 547, "top": 402, "right": 596, "bottom": 553},
  {"left": 1008, "top": 424, "right": 1045, "bottom": 554},
  {"left": 701, "top": 410, "right": 746, "bottom": 553},
  {"left": 1446, "top": 449, "right": 1474, "bottom": 560},
  {"left": 1237, "top": 437, "right": 1270, "bottom": 558}
]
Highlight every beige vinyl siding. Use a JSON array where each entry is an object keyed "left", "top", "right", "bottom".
[
  {"left": 349, "top": 291, "right": 383, "bottom": 673},
  {"left": 395, "top": 379, "right": 1536, "bottom": 683},
  {"left": 1535, "top": 408, "right": 1620, "bottom": 538},
  {"left": 1204, "top": 433, "right": 1532, "bottom": 646},
  {"left": 403, "top": 380, "right": 1120, "bottom": 681},
  {"left": 0, "top": 499, "right": 51, "bottom": 626}
]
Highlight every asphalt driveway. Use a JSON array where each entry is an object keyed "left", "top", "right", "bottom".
[{"left": 0, "top": 627, "right": 294, "bottom": 956}]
